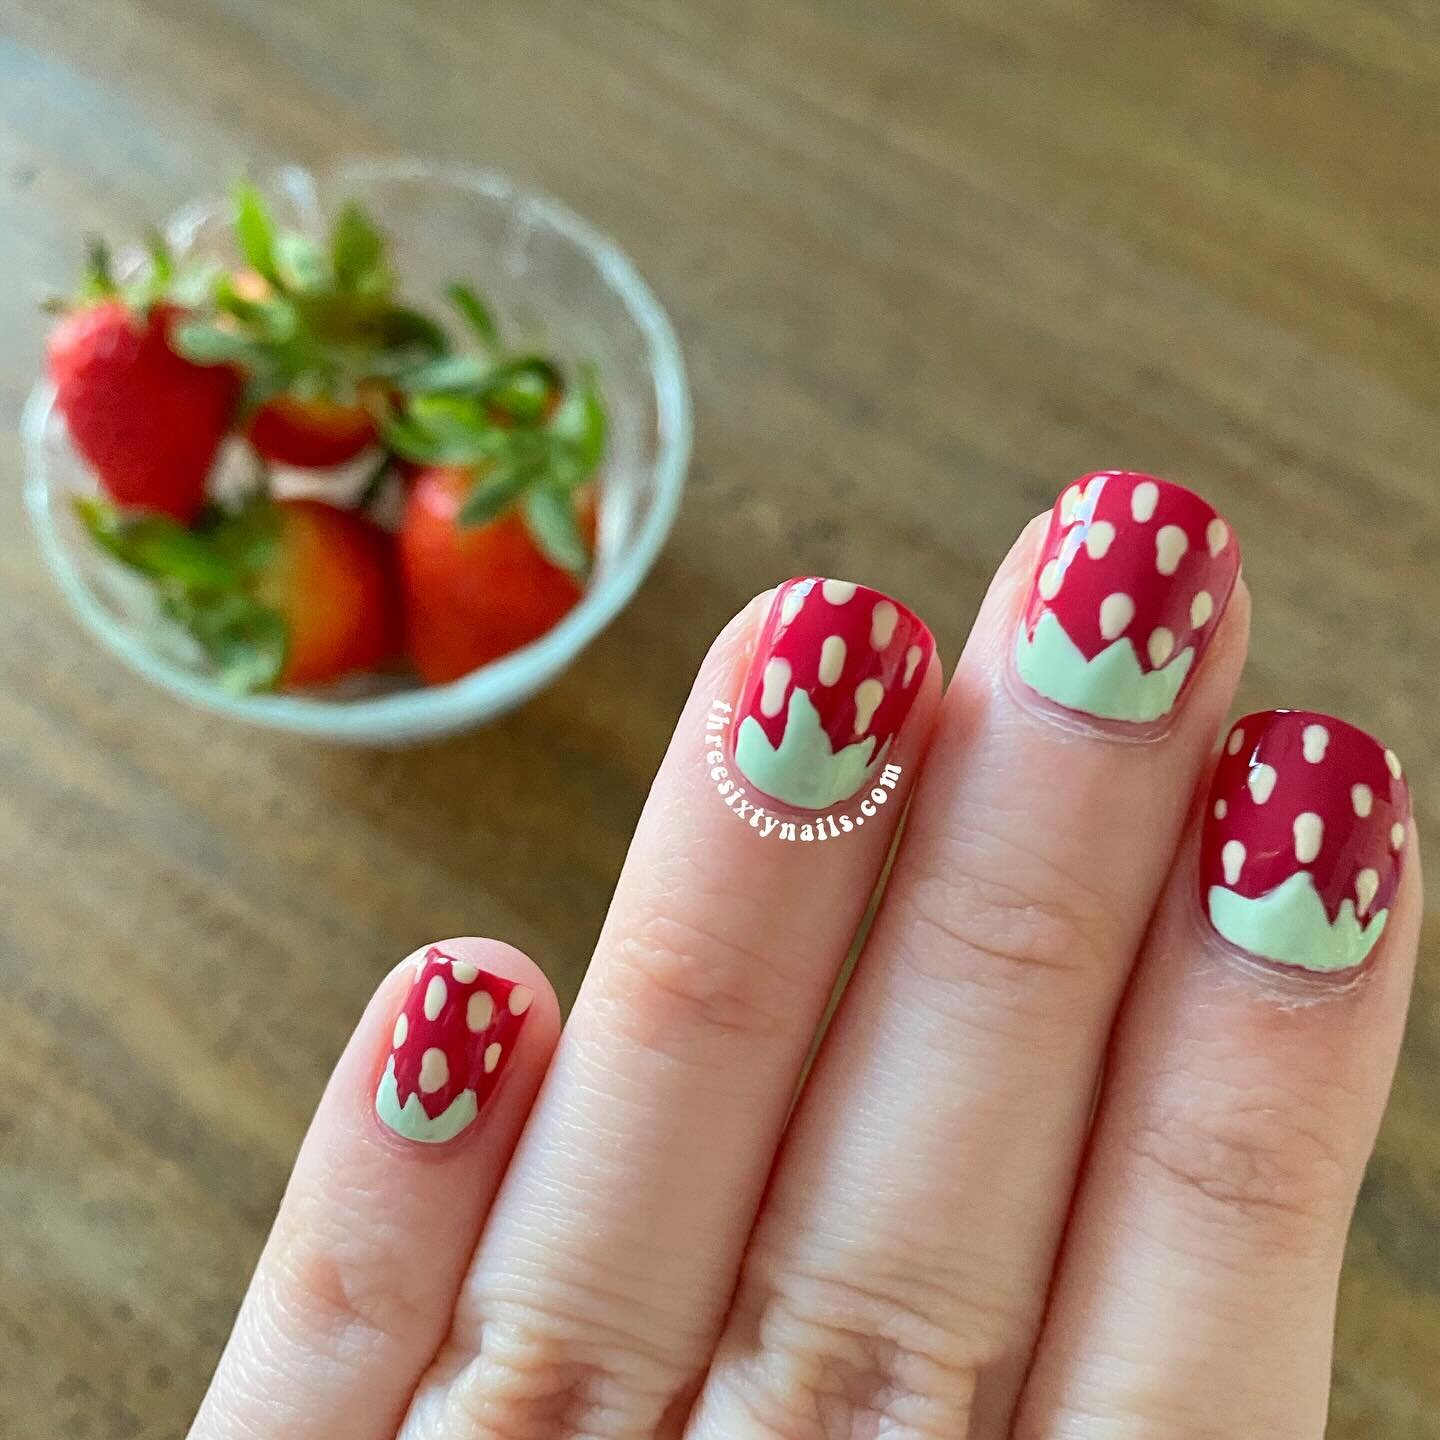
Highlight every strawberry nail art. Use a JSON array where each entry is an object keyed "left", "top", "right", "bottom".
[
  {"left": 375, "top": 948, "right": 532, "bottom": 1144},
  {"left": 1016, "top": 472, "right": 1240, "bottom": 724},
  {"left": 1202, "top": 712, "right": 1411, "bottom": 973},
  {"left": 731, "top": 578, "right": 934, "bottom": 810}
]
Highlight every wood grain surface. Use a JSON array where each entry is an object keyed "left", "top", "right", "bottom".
[{"left": 1, "top": 1, "right": 1437, "bottom": 1434}]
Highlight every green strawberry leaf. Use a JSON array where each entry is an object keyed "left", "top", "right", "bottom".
[
  {"left": 377, "top": 410, "right": 494, "bottom": 466},
  {"left": 330, "top": 202, "right": 387, "bottom": 294},
  {"left": 458, "top": 457, "right": 542, "bottom": 527},
  {"left": 550, "top": 364, "right": 607, "bottom": 475},
  {"left": 521, "top": 484, "right": 590, "bottom": 578},
  {"left": 212, "top": 274, "right": 300, "bottom": 341},
  {"left": 75, "top": 497, "right": 242, "bottom": 589},
  {"left": 171, "top": 321, "right": 275, "bottom": 369},
  {"left": 79, "top": 496, "right": 290, "bottom": 694},
  {"left": 372, "top": 305, "right": 451, "bottom": 358},
  {"left": 482, "top": 357, "right": 563, "bottom": 426},
  {"left": 273, "top": 231, "right": 330, "bottom": 294},
  {"left": 446, "top": 282, "right": 498, "bottom": 349},
  {"left": 167, "top": 590, "right": 287, "bottom": 694},
  {"left": 393, "top": 354, "right": 493, "bottom": 394},
  {"left": 232, "top": 181, "right": 280, "bottom": 285},
  {"left": 143, "top": 229, "right": 174, "bottom": 291}
]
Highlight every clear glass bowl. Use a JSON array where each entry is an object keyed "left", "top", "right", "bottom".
[{"left": 24, "top": 160, "right": 692, "bottom": 744}]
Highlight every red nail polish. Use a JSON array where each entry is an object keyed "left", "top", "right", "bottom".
[
  {"left": 375, "top": 948, "right": 533, "bottom": 1143},
  {"left": 730, "top": 578, "right": 934, "bottom": 811},
  {"left": 1201, "top": 711, "right": 1411, "bottom": 972},
  {"left": 1016, "top": 472, "right": 1240, "bottom": 724}
]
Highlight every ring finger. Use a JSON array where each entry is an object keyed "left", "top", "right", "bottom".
[{"left": 403, "top": 579, "right": 942, "bottom": 1436}]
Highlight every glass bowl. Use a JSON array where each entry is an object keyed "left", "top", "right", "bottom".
[{"left": 24, "top": 160, "right": 691, "bottom": 744}]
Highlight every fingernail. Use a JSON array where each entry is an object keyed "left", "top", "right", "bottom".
[
  {"left": 375, "top": 948, "right": 533, "bottom": 1143},
  {"left": 730, "top": 577, "right": 934, "bottom": 810},
  {"left": 1016, "top": 471, "right": 1240, "bottom": 724},
  {"left": 1201, "top": 711, "right": 1411, "bottom": 973}
]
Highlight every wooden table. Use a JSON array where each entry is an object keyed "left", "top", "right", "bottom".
[{"left": 1, "top": 2, "right": 1436, "bottom": 1434}]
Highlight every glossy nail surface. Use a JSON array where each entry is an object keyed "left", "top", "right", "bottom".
[
  {"left": 731, "top": 577, "right": 934, "bottom": 810},
  {"left": 1201, "top": 711, "right": 1410, "bottom": 973},
  {"left": 1016, "top": 471, "right": 1239, "bottom": 724},
  {"left": 375, "top": 947, "right": 533, "bottom": 1143}
]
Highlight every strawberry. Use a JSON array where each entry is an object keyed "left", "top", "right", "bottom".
[
  {"left": 246, "top": 393, "right": 377, "bottom": 468},
  {"left": 258, "top": 500, "right": 399, "bottom": 686},
  {"left": 47, "top": 298, "right": 240, "bottom": 523},
  {"left": 399, "top": 467, "right": 593, "bottom": 682},
  {"left": 383, "top": 347, "right": 607, "bottom": 683},
  {"left": 173, "top": 184, "right": 448, "bottom": 460},
  {"left": 78, "top": 496, "right": 399, "bottom": 691}
]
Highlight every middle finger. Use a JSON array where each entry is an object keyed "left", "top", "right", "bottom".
[{"left": 691, "top": 472, "right": 1246, "bottom": 1438}]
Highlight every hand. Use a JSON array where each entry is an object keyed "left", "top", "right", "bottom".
[{"left": 189, "top": 473, "right": 1420, "bottom": 1439}]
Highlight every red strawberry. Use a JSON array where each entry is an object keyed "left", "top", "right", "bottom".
[
  {"left": 261, "top": 500, "right": 399, "bottom": 686},
  {"left": 79, "top": 496, "right": 399, "bottom": 692},
  {"left": 246, "top": 393, "right": 378, "bottom": 469},
  {"left": 47, "top": 301, "right": 239, "bottom": 523},
  {"left": 398, "top": 466, "right": 592, "bottom": 683}
]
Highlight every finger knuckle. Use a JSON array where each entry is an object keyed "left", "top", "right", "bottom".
[
  {"left": 898, "top": 835, "right": 1116, "bottom": 993},
  {"left": 425, "top": 1292, "right": 692, "bottom": 1440},
  {"left": 709, "top": 1252, "right": 983, "bottom": 1440},
  {"left": 1127, "top": 1077, "right": 1356, "bottom": 1232},
  {"left": 605, "top": 907, "right": 800, "bottom": 1060},
  {"left": 274, "top": 1212, "right": 434, "bottom": 1366}
]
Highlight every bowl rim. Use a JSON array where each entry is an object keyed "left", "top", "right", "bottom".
[{"left": 23, "top": 158, "right": 692, "bottom": 738}]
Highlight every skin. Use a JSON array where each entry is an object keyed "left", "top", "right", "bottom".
[{"left": 189, "top": 515, "right": 1422, "bottom": 1440}]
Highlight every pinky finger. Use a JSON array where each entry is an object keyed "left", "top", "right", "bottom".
[
  {"left": 189, "top": 938, "right": 560, "bottom": 1440},
  {"left": 1015, "top": 716, "right": 1420, "bottom": 1440}
]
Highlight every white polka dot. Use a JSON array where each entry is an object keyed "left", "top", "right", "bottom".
[
  {"left": 392, "top": 1014, "right": 408, "bottom": 1049},
  {"left": 423, "top": 975, "right": 447, "bottom": 1021},
  {"left": 1222, "top": 839, "right": 1246, "bottom": 885},
  {"left": 870, "top": 601, "right": 899, "bottom": 649},
  {"left": 1084, "top": 521, "right": 1116, "bottom": 559},
  {"left": 760, "top": 658, "right": 791, "bottom": 718},
  {"left": 822, "top": 579, "right": 857, "bottom": 605},
  {"left": 1385, "top": 748, "right": 1402, "bottom": 779},
  {"left": 779, "top": 585, "right": 807, "bottom": 625},
  {"left": 1207, "top": 518, "right": 1229, "bottom": 557},
  {"left": 1391, "top": 822, "right": 1406, "bottom": 851},
  {"left": 1098, "top": 592, "right": 1134, "bottom": 641},
  {"left": 1294, "top": 812, "right": 1324, "bottom": 864},
  {"left": 1246, "top": 763, "right": 1277, "bottom": 804},
  {"left": 484, "top": 1042, "right": 502, "bottom": 1074},
  {"left": 1301, "top": 724, "right": 1329, "bottom": 763},
  {"left": 1060, "top": 485, "right": 1081, "bottom": 524},
  {"left": 1037, "top": 558, "right": 1063, "bottom": 601},
  {"left": 509, "top": 986, "right": 533, "bottom": 1016},
  {"left": 450, "top": 960, "right": 478, "bottom": 983},
  {"left": 419, "top": 1047, "right": 448, "bottom": 1094},
  {"left": 466, "top": 990, "right": 494, "bottom": 1032},
  {"left": 818, "top": 635, "right": 846, "bottom": 686},
  {"left": 1131, "top": 480, "right": 1159, "bottom": 523},
  {"left": 1214, "top": 798, "right": 1228, "bottom": 820},
  {"left": 1227, "top": 727, "right": 1245, "bottom": 756},
  {"left": 1351, "top": 784, "right": 1373, "bottom": 818},
  {"left": 1190, "top": 590, "right": 1214, "bottom": 627},
  {"left": 1155, "top": 525, "right": 1189, "bottom": 576},
  {"left": 1147, "top": 627, "right": 1175, "bottom": 667},
  {"left": 902, "top": 644, "right": 923, "bottom": 686},
  {"left": 1355, "top": 868, "right": 1380, "bottom": 916},
  {"left": 853, "top": 678, "right": 884, "bottom": 735}
]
